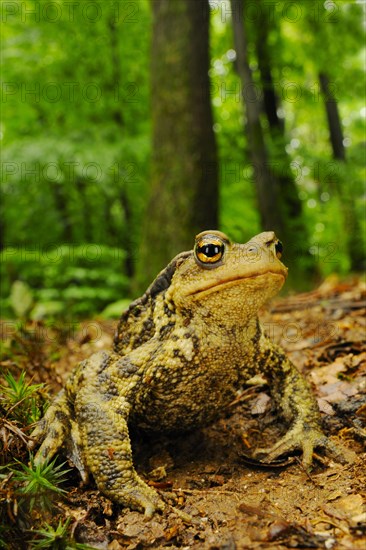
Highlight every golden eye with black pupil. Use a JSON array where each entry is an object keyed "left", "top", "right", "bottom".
[
  {"left": 275, "top": 240, "right": 283, "bottom": 259},
  {"left": 194, "top": 237, "right": 225, "bottom": 268}
]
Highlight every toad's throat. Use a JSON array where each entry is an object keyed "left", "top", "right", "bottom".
[{"left": 187, "top": 271, "right": 286, "bottom": 297}]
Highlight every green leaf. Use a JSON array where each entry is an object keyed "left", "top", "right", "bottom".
[{"left": 9, "top": 281, "right": 34, "bottom": 319}]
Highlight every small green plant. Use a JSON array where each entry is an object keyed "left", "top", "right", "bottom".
[
  {"left": 0, "top": 371, "right": 45, "bottom": 425},
  {"left": 0, "top": 461, "right": 91, "bottom": 549},
  {"left": 30, "top": 518, "right": 95, "bottom": 549},
  {"left": 13, "top": 456, "right": 70, "bottom": 512},
  {"left": 30, "top": 518, "right": 70, "bottom": 549}
]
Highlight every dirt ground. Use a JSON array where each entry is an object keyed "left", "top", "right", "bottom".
[{"left": 1, "top": 277, "right": 366, "bottom": 549}]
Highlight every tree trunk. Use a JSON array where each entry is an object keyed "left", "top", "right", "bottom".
[
  {"left": 319, "top": 72, "right": 363, "bottom": 270},
  {"left": 137, "top": 0, "right": 218, "bottom": 289},
  {"left": 255, "top": 9, "right": 284, "bottom": 137},
  {"left": 52, "top": 181, "right": 73, "bottom": 242},
  {"left": 255, "top": 2, "right": 310, "bottom": 231},
  {"left": 319, "top": 72, "right": 345, "bottom": 161},
  {"left": 230, "top": 0, "right": 282, "bottom": 236},
  {"left": 231, "top": 0, "right": 314, "bottom": 282},
  {"left": 108, "top": 13, "right": 124, "bottom": 127}
]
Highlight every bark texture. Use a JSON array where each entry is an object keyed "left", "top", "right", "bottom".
[{"left": 138, "top": 0, "right": 218, "bottom": 288}]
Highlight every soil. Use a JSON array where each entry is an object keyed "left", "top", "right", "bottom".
[{"left": 1, "top": 276, "right": 365, "bottom": 549}]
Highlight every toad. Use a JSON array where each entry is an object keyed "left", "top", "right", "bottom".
[{"left": 31, "top": 231, "right": 344, "bottom": 515}]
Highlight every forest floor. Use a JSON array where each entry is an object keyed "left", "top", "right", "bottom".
[{"left": 1, "top": 277, "right": 365, "bottom": 549}]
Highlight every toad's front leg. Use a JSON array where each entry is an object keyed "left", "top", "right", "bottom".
[
  {"left": 75, "top": 373, "right": 164, "bottom": 516},
  {"left": 257, "top": 340, "right": 349, "bottom": 468}
]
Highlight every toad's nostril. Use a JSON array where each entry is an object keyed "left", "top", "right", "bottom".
[{"left": 275, "top": 241, "right": 283, "bottom": 258}]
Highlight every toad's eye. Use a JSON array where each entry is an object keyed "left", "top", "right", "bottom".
[
  {"left": 275, "top": 240, "right": 283, "bottom": 259},
  {"left": 194, "top": 237, "right": 225, "bottom": 268}
]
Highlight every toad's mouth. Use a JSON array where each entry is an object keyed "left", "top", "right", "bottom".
[{"left": 187, "top": 270, "right": 287, "bottom": 297}]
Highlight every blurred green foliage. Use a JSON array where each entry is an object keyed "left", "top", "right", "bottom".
[
  {"left": 1, "top": 0, "right": 365, "bottom": 318},
  {"left": 1, "top": 244, "right": 128, "bottom": 318}
]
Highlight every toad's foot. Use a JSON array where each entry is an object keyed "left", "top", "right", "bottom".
[
  {"left": 255, "top": 422, "right": 354, "bottom": 469},
  {"left": 105, "top": 476, "right": 165, "bottom": 517},
  {"left": 29, "top": 389, "right": 69, "bottom": 453}
]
